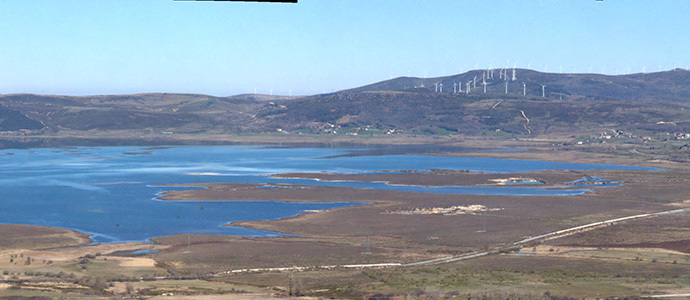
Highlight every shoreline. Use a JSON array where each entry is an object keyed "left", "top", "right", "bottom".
[
  {"left": 3, "top": 142, "right": 690, "bottom": 298},
  {"left": 3, "top": 142, "right": 683, "bottom": 248}
]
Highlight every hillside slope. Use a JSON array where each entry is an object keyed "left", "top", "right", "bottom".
[{"left": 1, "top": 69, "right": 690, "bottom": 141}]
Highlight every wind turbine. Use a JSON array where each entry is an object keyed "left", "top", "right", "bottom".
[
  {"left": 453, "top": 82, "right": 457, "bottom": 93},
  {"left": 482, "top": 76, "right": 487, "bottom": 93},
  {"left": 473, "top": 76, "right": 477, "bottom": 88},
  {"left": 541, "top": 85, "right": 546, "bottom": 98},
  {"left": 527, "top": 61, "right": 532, "bottom": 70},
  {"left": 505, "top": 81, "right": 508, "bottom": 94},
  {"left": 522, "top": 82, "right": 526, "bottom": 96},
  {"left": 489, "top": 61, "right": 494, "bottom": 79},
  {"left": 467, "top": 81, "right": 471, "bottom": 94},
  {"left": 439, "top": 83, "right": 443, "bottom": 93},
  {"left": 511, "top": 62, "right": 517, "bottom": 81},
  {"left": 434, "top": 82, "right": 439, "bottom": 93},
  {"left": 544, "top": 65, "right": 548, "bottom": 73},
  {"left": 559, "top": 65, "right": 563, "bottom": 73}
]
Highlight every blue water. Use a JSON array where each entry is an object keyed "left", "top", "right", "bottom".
[{"left": 0, "top": 145, "right": 657, "bottom": 243}]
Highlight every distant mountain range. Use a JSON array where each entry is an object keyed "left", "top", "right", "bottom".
[{"left": 1, "top": 69, "right": 690, "bottom": 139}]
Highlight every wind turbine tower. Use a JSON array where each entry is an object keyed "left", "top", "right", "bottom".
[
  {"left": 453, "top": 82, "right": 457, "bottom": 94},
  {"left": 473, "top": 76, "right": 477, "bottom": 88},
  {"left": 505, "top": 81, "right": 508, "bottom": 94},
  {"left": 439, "top": 83, "right": 443, "bottom": 93},
  {"left": 467, "top": 81, "right": 471, "bottom": 94},
  {"left": 522, "top": 82, "right": 526, "bottom": 96},
  {"left": 541, "top": 85, "right": 546, "bottom": 98},
  {"left": 512, "top": 62, "right": 517, "bottom": 81},
  {"left": 482, "top": 77, "right": 487, "bottom": 93},
  {"left": 434, "top": 82, "right": 439, "bottom": 93}
]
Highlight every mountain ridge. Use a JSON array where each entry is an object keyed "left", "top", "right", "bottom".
[{"left": 1, "top": 69, "right": 690, "bottom": 140}]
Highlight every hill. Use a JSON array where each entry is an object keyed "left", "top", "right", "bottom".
[
  {"left": 0, "top": 93, "right": 264, "bottom": 134},
  {"left": 262, "top": 69, "right": 690, "bottom": 136},
  {"left": 344, "top": 68, "right": 690, "bottom": 102},
  {"left": 1, "top": 69, "right": 690, "bottom": 145},
  {"left": 0, "top": 106, "right": 44, "bottom": 131}
]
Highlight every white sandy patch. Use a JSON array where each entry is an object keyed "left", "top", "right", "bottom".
[
  {"left": 385, "top": 204, "right": 503, "bottom": 216},
  {"left": 488, "top": 177, "right": 541, "bottom": 185}
]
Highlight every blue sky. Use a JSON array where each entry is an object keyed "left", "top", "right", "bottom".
[{"left": 0, "top": 0, "right": 688, "bottom": 96}]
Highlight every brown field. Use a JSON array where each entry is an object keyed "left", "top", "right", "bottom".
[
  {"left": 271, "top": 169, "right": 581, "bottom": 187},
  {"left": 549, "top": 210, "right": 690, "bottom": 251},
  {"left": 0, "top": 224, "right": 91, "bottom": 250}
]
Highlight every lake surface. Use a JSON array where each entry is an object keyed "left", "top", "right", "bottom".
[{"left": 0, "top": 145, "right": 656, "bottom": 243}]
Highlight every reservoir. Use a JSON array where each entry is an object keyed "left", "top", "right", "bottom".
[{"left": 0, "top": 145, "right": 656, "bottom": 243}]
